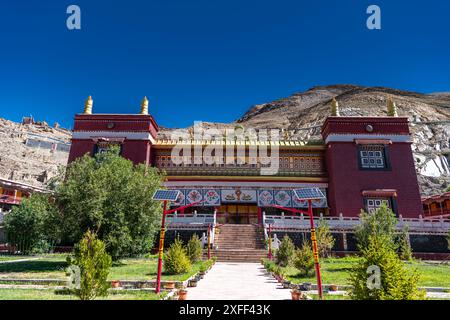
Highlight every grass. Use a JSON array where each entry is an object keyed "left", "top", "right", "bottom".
[
  {"left": 279, "top": 256, "right": 450, "bottom": 288},
  {"left": 0, "top": 256, "right": 34, "bottom": 262},
  {"left": 0, "top": 255, "right": 208, "bottom": 282},
  {"left": 0, "top": 288, "right": 167, "bottom": 300}
]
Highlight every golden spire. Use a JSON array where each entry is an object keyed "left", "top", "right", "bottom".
[
  {"left": 331, "top": 97, "right": 340, "bottom": 116},
  {"left": 140, "top": 96, "right": 149, "bottom": 115},
  {"left": 387, "top": 96, "right": 398, "bottom": 117},
  {"left": 83, "top": 95, "right": 93, "bottom": 114}
]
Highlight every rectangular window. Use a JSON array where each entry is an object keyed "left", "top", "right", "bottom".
[
  {"left": 365, "top": 198, "right": 390, "bottom": 214},
  {"left": 359, "top": 145, "right": 388, "bottom": 169}
]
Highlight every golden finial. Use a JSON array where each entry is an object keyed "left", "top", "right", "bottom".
[
  {"left": 84, "top": 95, "right": 93, "bottom": 114},
  {"left": 140, "top": 96, "right": 149, "bottom": 115},
  {"left": 387, "top": 96, "right": 398, "bottom": 117},
  {"left": 331, "top": 97, "right": 340, "bottom": 116}
]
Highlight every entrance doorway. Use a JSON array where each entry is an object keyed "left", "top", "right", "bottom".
[{"left": 216, "top": 204, "right": 259, "bottom": 224}]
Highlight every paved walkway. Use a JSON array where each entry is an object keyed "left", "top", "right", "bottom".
[{"left": 187, "top": 262, "right": 291, "bottom": 300}]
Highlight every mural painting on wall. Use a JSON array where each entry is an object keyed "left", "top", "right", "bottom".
[
  {"left": 274, "top": 190, "right": 292, "bottom": 207},
  {"left": 186, "top": 189, "right": 203, "bottom": 204},
  {"left": 258, "top": 190, "right": 274, "bottom": 206},
  {"left": 221, "top": 188, "right": 257, "bottom": 203},
  {"left": 203, "top": 189, "right": 221, "bottom": 206}
]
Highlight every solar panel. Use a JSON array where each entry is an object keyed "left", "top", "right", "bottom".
[
  {"left": 293, "top": 188, "right": 326, "bottom": 200},
  {"left": 152, "top": 190, "right": 180, "bottom": 201}
]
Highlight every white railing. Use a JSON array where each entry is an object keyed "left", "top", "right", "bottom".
[
  {"left": 263, "top": 212, "right": 450, "bottom": 235},
  {"left": 166, "top": 210, "right": 216, "bottom": 228}
]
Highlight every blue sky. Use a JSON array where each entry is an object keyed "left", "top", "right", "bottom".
[{"left": 0, "top": 0, "right": 449, "bottom": 129}]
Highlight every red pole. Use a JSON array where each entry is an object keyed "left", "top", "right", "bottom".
[
  {"left": 155, "top": 200, "right": 167, "bottom": 294},
  {"left": 308, "top": 199, "right": 323, "bottom": 300},
  {"left": 207, "top": 224, "right": 211, "bottom": 260},
  {"left": 268, "top": 224, "right": 272, "bottom": 260}
]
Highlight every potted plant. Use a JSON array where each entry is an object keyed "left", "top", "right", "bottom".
[
  {"left": 282, "top": 279, "right": 291, "bottom": 289},
  {"left": 111, "top": 280, "right": 120, "bottom": 288},
  {"left": 291, "top": 288, "right": 300, "bottom": 300},
  {"left": 165, "top": 281, "right": 175, "bottom": 290},
  {"left": 329, "top": 284, "right": 338, "bottom": 292},
  {"left": 198, "top": 266, "right": 207, "bottom": 278},
  {"left": 188, "top": 278, "right": 198, "bottom": 287},
  {"left": 177, "top": 284, "right": 188, "bottom": 300}
]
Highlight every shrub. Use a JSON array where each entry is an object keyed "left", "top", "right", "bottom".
[
  {"left": 164, "top": 238, "right": 192, "bottom": 275},
  {"left": 4, "top": 194, "right": 59, "bottom": 254},
  {"left": 397, "top": 225, "right": 413, "bottom": 261},
  {"left": 293, "top": 241, "right": 315, "bottom": 277},
  {"left": 186, "top": 234, "right": 203, "bottom": 263},
  {"left": 355, "top": 204, "right": 398, "bottom": 250},
  {"left": 276, "top": 235, "right": 295, "bottom": 267},
  {"left": 348, "top": 234, "right": 425, "bottom": 300},
  {"left": 67, "top": 230, "right": 112, "bottom": 300},
  {"left": 316, "top": 220, "right": 335, "bottom": 258}
]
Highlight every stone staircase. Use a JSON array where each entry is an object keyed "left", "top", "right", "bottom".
[{"left": 213, "top": 224, "right": 267, "bottom": 262}]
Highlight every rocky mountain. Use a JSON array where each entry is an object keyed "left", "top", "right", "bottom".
[
  {"left": 1, "top": 84, "right": 449, "bottom": 196},
  {"left": 0, "top": 118, "right": 70, "bottom": 187}
]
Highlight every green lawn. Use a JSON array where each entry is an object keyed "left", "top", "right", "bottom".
[
  {"left": 0, "top": 256, "right": 34, "bottom": 262},
  {"left": 282, "top": 257, "right": 450, "bottom": 288},
  {"left": 0, "top": 255, "right": 207, "bottom": 282},
  {"left": 0, "top": 288, "right": 166, "bottom": 300}
]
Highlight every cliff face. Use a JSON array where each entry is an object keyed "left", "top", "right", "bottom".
[
  {"left": 234, "top": 85, "right": 450, "bottom": 196},
  {"left": 0, "top": 118, "right": 70, "bottom": 187},
  {"left": 1, "top": 84, "right": 449, "bottom": 196}
]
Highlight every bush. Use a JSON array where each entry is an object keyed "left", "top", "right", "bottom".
[
  {"left": 397, "top": 225, "right": 413, "bottom": 261},
  {"left": 4, "top": 194, "right": 59, "bottom": 254},
  {"left": 67, "top": 230, "right": 112, "bottom": 300},
  {"left": 186, "top": 234, "right": 203, "bottom": 263},
  {"left": 317, "top": 220, "right": 335, "bottom": 258},
  {"left": 164, "top": 238, "right": 192, "bottom": 275},
  {"left": 355, "top": 204, "right": 398, "bottom": 250},
  {"left": 348, "top": 234, "right": 425, "bottom": 300},
  {"left": 293, "top": 241, "right": 315, "bottom": 277},
  {"left": 276, "top": 235, "right": 295, "bottom": 267}
]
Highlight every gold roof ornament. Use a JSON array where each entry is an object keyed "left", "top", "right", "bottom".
[
  {"left": 331, "top": 97, "right": 340, "bottom": 116},
  {"left": 84, "top": 95, "right": 93, "bottom": 114},
  {"left": 140, "top": 96, "right": 149, "bottom": 115},
  {"left": 387, "top": 96, "right": 398, "bottom": 117}
]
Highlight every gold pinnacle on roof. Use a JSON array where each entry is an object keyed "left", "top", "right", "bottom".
[
  {"left": 331, "top": 97, "right": 340, "bottom": 116},
  {"left": 83, "top": 96, "right": 93, "bottom": 114},
  {"left": 387, "top": 96, "right": 398, "bottom": 117},
  {"left": 141, "top": 96, "right": 149, "bottom": 115}
]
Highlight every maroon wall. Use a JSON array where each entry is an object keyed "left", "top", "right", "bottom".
[
  {"left": 68, "top": 139, "right": 96, "bottom": 163},
  {"left": 326, "top": 142, "right": 422, "bottom": 218}
]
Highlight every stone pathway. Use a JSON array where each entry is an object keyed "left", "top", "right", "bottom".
[{"left": 187, "top": 262, "right": 291, "bottom": 300}]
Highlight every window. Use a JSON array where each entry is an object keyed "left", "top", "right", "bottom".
[
  {"left": 359, "top": 145, "right": 388, "bottom": 169},
  {"left": 365, "top": 198, "right": 390, "bottom": 214}
]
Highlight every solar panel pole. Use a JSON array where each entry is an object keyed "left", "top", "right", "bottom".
[
  {"left": 155, "top": 200, "right": 168, "bottom": 294},
  {"left": 267, "top": 223, "right": 273, "bottom": 260},
  {"left": 207, "top": 224, "right": 211, "bottom": 260},
  {"left": 308, "top": 199, "right": 323, "bottom": 300}
]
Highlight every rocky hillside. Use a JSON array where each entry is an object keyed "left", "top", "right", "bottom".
[
  {"left": 1, "top": 84, "right": 449, "bottom": 196},
  {"left": 0, "top": 118, "right": 70, "bottom": 187}
]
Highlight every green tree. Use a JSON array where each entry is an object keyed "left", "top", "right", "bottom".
[
  {"left": 316, "top": 220, "right": 335, "bottom": 258},
  {"left": 54, "top": 148, "right": 164, "bottom": 260},
  {"left": 397, "top": 225, "right": 413, "bottom": 261},
  {"left": 355, "top": 204, "right": 398, "bottom": 250},
  {"left": 186, "top": 234, "right": 203, "bottom": 263},
  {"left": 293, "top": 240, "right": 315, "bottom": 277},
  {"left": 275, "top": 234, "right": 295, "bottom": 267},
  {"left": 447, "top": 230, "right": 450, "bottom": 250},
  {"left": 348, "top": 234, "right": 425, "bottom": 300},
  {"left": 4, "top": 194, "right": 59, "bottom": 253},
  {"left": 164, "top": 238, "right": 191, "bottom": 274},
  {"left": 67, "top": 230, "right": 112, "bottom": 300}
]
